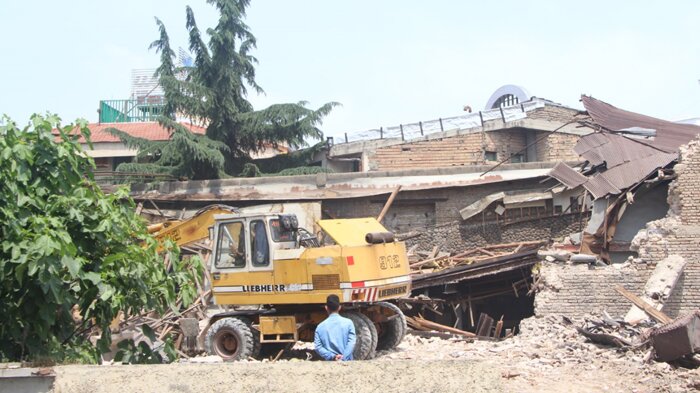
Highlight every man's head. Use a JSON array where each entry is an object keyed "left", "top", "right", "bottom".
[{"left": 325, "top": 294, "right": 341, "bottom": 314}]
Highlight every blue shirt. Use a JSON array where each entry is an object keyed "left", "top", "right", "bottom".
[{"left": 314, "top": 313, "right": 356, "bottom": 361}]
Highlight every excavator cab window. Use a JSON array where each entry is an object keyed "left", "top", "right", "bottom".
[
  {"left": 250, "top": 220, "right": 270, "bottom": 267},
  {"left": 216, "top": 221, "right": 246, "bottom": 269}
]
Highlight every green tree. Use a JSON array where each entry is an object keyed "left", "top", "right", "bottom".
[
  {"left": 115, "top": 0, "right": 337, "bottom": 180},
  {"left": 0, "top": 114, "right": 198, "bottom": 362}
]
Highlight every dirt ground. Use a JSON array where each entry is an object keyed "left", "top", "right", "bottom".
[
  {"left": 51, "top": 360, "right": 501, "bottom": 393},
  {"left": 50, "top": 357, "right": 697, "bottom": 393},
  {"left": 50, "top": 315, "right": 700, "bottom": 393}
]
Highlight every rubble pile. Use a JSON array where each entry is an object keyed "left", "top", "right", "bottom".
[
  {"left": 409, "top": 240, "right": 545, "bottom": 273},
  {"left": 380, "top": 314, "right": 700, "bottom": 391}
]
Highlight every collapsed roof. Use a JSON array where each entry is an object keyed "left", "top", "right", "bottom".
[{"left": 549, "top": 96, "right": 700, "bottom": 199}]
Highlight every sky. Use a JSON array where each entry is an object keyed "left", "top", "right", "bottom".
[{"left": 1, "top": 1, "right": 699, "bottom": 140}]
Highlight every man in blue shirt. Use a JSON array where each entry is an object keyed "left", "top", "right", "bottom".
[{"left": 314, "top": 295, "right": 356, "bottom": 361}]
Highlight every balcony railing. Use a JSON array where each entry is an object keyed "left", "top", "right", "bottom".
[{"left": 99, "top": 97, "right": 166, "bottom": 123}]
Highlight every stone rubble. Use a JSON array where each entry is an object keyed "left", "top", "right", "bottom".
[{"left": 376, "top": 315, "right": 700, "bottom": 392}]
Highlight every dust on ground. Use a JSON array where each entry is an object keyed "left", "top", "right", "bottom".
[{"left": 51, "top": 315, "right": 700, "bottom": 393}]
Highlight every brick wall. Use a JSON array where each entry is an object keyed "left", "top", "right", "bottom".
[
  {"left": 536, "top": 132, "right": 581, "bottom": 162},
  {"left": 370, "top": 128, "right": 573, "bottom": 171},
  {"left": 404, "top": 213, "right": 585, "bottom": 254},
  {"left": 535, "top": 137, "right": 700, "bottom": 319},
  {"left": 527, "top": 105, "right": 580, "bottom": 122},
  {"left": 371, "top": 132, "right": 485, "bottom": 171},
  {"left": 534, "top": 262, "right": 650, "bottom": 318},
  {"left": 322, "top": 178, "right": 551, "bottom": 227}
]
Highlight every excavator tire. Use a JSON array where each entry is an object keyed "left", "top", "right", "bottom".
[
  {"left": 375, "top": 301, "right": 407, "bottom": 351},
  {"left": 357, "top": 311, "right": 378, "bottom": 359},
  {"left": 343, "top": 311, "right": 377, "bottom": 360},
  {"left": 205, "top": 317, "right": 260, "bottom": 361}
]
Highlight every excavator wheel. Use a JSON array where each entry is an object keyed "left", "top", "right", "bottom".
[
  {"left": 343, "top": 311, "right": 378, "bottom": 360},
  {"left": 357, "top": 311, "right": 378, "bottom": 359},
  {"left": 374, "top": 301, "right": 407, "bottom": 351},
  {"left": 205, "top": 317, "right": 260, "bottom": 361}
]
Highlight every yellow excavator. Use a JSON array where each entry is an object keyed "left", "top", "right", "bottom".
[{"left": 148, "top": 205, "right": 412, "bottom": 360}]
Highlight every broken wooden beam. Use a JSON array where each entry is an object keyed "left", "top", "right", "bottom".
[
  {"left": 406, "top": 316, "right": 476, "bottom": 337},
  {"left": 376, "top": 186, "right": 402, "bottom": 223},
  {"left": 615, "top": 286, "right": 673, "bottom": 324}
]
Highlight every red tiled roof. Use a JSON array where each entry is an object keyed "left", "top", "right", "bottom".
[{"left": 54, "top": 122, "right": 206, "bottom": 143}]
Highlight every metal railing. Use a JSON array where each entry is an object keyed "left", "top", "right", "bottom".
[
  {"left": 99, "top": 98, "right": 166, "bottom": 123},
  {"left": 330, "top": 100, "right": 546, "bottom": 145}
]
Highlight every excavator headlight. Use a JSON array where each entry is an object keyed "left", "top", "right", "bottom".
[{"left": 279, "top": 214, "right": 299, "bottom": 231}]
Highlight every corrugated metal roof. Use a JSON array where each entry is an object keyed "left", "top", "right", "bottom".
[
  {"left": 583, "top": 172, "right": 622, "bottom": 199},
  {"left": 582, "top": 95, "right": 700, "bottom": 153},
  {"left": 548, "top": 162, "right": 588, "bottom": 188},
  {"left": 563, "top": 93, "right": 700, "bottom": 199}
]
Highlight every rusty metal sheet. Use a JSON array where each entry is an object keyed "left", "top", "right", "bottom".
[
  {"left": 582, "top": 95, "right": 700, "bottom": 153},
  {"left": 557, "top": 131, "right": 678, "bottom": 199},
  {"left": 548, "top": 162, "right": 588, "bottom": 189}
]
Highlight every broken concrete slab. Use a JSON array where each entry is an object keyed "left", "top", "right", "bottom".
[{"left": 624, "top": 255, "right": 686, "bottom": 324}]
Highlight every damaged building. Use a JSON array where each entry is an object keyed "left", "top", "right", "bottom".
[
  {"left": 128, "top": 91, "right": 700, "bottom": 341},
  {"left": 535, "top": 95, "right": 700, "bottom": 321}
]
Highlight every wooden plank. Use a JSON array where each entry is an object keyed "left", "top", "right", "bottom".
[
  {"left": 408, "top": 316, "right": 476, "bottom": 337},
  {"left": 376, "top": 186, "right": 402, "bottom": 222},
  {"left": 476, "top": 313, "right": 494, "bottom": 337},
  {"left": 482, "top": 240, "right": 545, "bottom": 250},
  {"left": 493, "top": 316, "right": 504, "bottom": 338},
  {"left": 148, "top": 199, "right": 165, "bottom": 217},
  {"left": 476, "top": 247, "right": 495, "bottom": 257},
  {"left": 615, "top": 286, "right": 673, "bottom": 324},
  {"left": 409, "top": 255, "right": 449, "bottom": 268}
]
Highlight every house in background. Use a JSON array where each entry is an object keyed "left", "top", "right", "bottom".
[{"left": 56, "top": 120, "right": 289, "bottom": 171}]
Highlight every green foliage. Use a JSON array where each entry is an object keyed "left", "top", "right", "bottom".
[
  {"left": 239, "top": 163, "right": 262, "bottom": 177},
  {"left": 113, "top": 325, "right": 177, "bottom": 364},
  {"left": 0, "top": 114, "right": 199, "bottom": 362},
  {"left": 115, "top": 0, "right": 338, "bottom": 179},
  {"left": 273, "top": 166, "right": 331, "bottom": 177},
  {"left": 242, "top": 141, "right": 327, "bottom": 175},
  {"left": 110, "top": 119, "right": 229, "bottom": 180}
]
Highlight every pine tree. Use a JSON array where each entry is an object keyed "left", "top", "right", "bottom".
[{"left": 114, "top": 0, "right": 337, "bottom": 180}]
